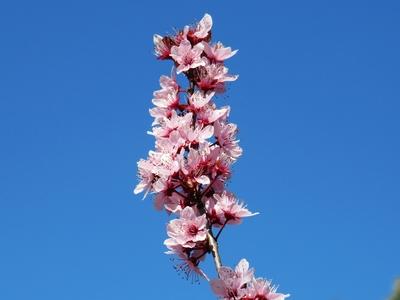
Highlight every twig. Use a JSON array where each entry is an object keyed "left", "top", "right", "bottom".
[
  {"left": 215, "top": 220, "right": 228, "bottom": 240},
  {"left": 207, "top": 231, "right": 222, "bottom": 272}
]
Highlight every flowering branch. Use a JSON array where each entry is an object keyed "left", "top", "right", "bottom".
[{"left": 134, "top": 13, "right": 289, "bottom": 299}]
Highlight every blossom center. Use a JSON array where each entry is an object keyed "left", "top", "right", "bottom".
[
  {"left": 183, "top": 55, "right": 194, "bottom": 65},
  {"left": 187, "top": 224, "right": 199, "bottom": 236}
]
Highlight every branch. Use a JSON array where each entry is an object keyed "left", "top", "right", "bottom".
[
  {"left": 215, "top": 220, "right": 228, "bottom": 240},
  {"left": 195, "top": 189, "right": 223, "bottom": 275},
  {"left": 207, "top": 231, "right": 222, "bottom": 272}
]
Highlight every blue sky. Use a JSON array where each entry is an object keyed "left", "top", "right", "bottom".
[{"left": 1, "top": 1, "right": 399, "bottom": 299}]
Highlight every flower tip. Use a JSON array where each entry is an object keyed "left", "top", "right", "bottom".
[
  {"left": 203, "top": 13, "right": 212, "bottom": 23},
  {"left": 133, "top": 184, "right": 149, "bottom": 200},
  {"left": 153, "top": 34, "right": 162, "bottom": 44},
  {"left": 133, "top": 185, "right": 141, "bottom": 195}
]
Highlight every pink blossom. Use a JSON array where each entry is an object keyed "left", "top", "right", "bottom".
[
  {"left": 196, "top": 60, "right": 238, "bottom": 92},
  {"left": 241, "top": 278, "right": 290, "bottom": 300},
  {"left": 152, "top": 75, "right": 179, "bottom": 109},
  {"left": 211, "top": 259, "right": 289, "bottom": 300},
  {"left": 208, "top": 149, "right": 232, "bottom": 180},
  {"left": 214, "top": 121, "right": 243, "bottom": 159},
  {"left": 193, "top": 13, "right": 213, "bottom": 39},
  {"left": 189, "top": 90, "right": 215, "bottom": 110},
  {"left": 170, "top": 40, "right": 205, "bottom": 74},
  {"left": 211, "top": 191, "right": 258, "bottom": 226},
  {"left": 203, "top": 41, "right": 238, "bottom": 62},
  {"left": 197, "top": 105, "right": 229, "bottom": 125},
  {"left": 155, "top": 130, "right": 186, "bottom": 154},
  {"left": 177, "top": 144, "right": 215, "bottom": 181},
  {"left": 234, "top": 259, "right": 254, "bottom": 283},
  {"left": 133, "top": 151, "right": 180, "bottom": 197},
  {"left": 187, "top": 90, "right": 228, "bottom": 123},
  {"left": 165, "top": 243, "right": 209, "bottom": 281},
  {"left": 133, "top": 158, "right": 155, "bottom": 197},
  {"left": 154, "top": 192, "right": 186, "bottom": 213},
  {"left": 165, "top": 206, "right": 208, "bottom": 248},
  {"left": 178, "top": 123, "right": 214, "bottom": 146},
  {"left": 155, "top": 122, "right": 214, "bottom": 155},
  {"left": 151, "top": 90, "right": 178, "bottom": 109},
  {"left": 153, "top": 34, "right": 175, "bottom": 59},
  {"left": 210, "top": 259, "right": 254, "bottom": 299},
  {"left": 187, "top": 90, "right": 229, "bottom": 125},
  {"left": 149, "top": 151, "right": 180, "bottom": 177},
  {"left": 149, "top": 106, "right": 171, "bottom": 125},
  {"left": 150, "top": 110, "right": 192, "bottom": 138},
  {"left": 185, "top": 14, "right": 213, "bottom": 44},
  {"left": 159, "top": 74, "right": 179, "bottom": 91}
]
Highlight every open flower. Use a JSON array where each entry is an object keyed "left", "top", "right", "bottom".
[
  {"left": 133, "top": 158, "right": 155, "bottom": 197},
  {"left": 203, "top": 41, "right": 238, "bottom": 62},
  {"left": 189, "top": 90, "right": 215, "bottom": 110},
  {"left": 153, "top": 34, "right": 176, "bottom": 59},
  {"left": 196, "top": 60, "right": 238, "bottom": 92},
  {"left": 165, "top": 206, "right": 208, "bottom": 248},
  {"left": 152, "top": 75, "right": 179, "bottom": 109},
  {"left": 193, "top": 13, "right": 213, "bottom": 39},
  {"left": 211, "top": 259, "right": 289, "bottom": 300},
  {"left": 165, "top": 243, "right": 209, "bottom": 282},
  {"left": 170, "top": 40, "right": 205, "bottom": 74},
  {"left": 211, "top": 191, "right": 258, "bottom": 226},
  {"left": 150, "top": 110, "right": 192, "bottom": 138},
  {"left": 211, "top": 259, "right": 254, "bottom": 299},
  {"left": 214, "top": 121, "right": 243, "bottom": 159},
  {"left": 133, "top": 151, "right": 180, "bottom": 197},
  {"left": 241, "top": 278, "right": 290, "bottom": 300}
]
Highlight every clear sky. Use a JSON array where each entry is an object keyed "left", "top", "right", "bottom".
[{"left": 1, "top": 1, "right": 399, "bottom": 299}]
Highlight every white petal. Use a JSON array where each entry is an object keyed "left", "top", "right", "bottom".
[
  {"left": 153, "top": 34, "right": 162, "bottom": 45},
  {"left": 195, "top": 175, "right": 210, "bottom": 185}
]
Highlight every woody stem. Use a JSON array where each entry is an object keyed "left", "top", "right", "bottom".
[
  {"left": 207, "top": 231, "right": 222, "bottom": 272},
  {"left": 185, "top": 76, "right": 223, "bottom": 276}
]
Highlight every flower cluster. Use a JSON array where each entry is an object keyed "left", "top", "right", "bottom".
[
  {"left": 211, "top": 259, "right": 289, "bottom": 300},
  {"left": 134, "top": 13, "right": 288, "bottom": 298}
]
